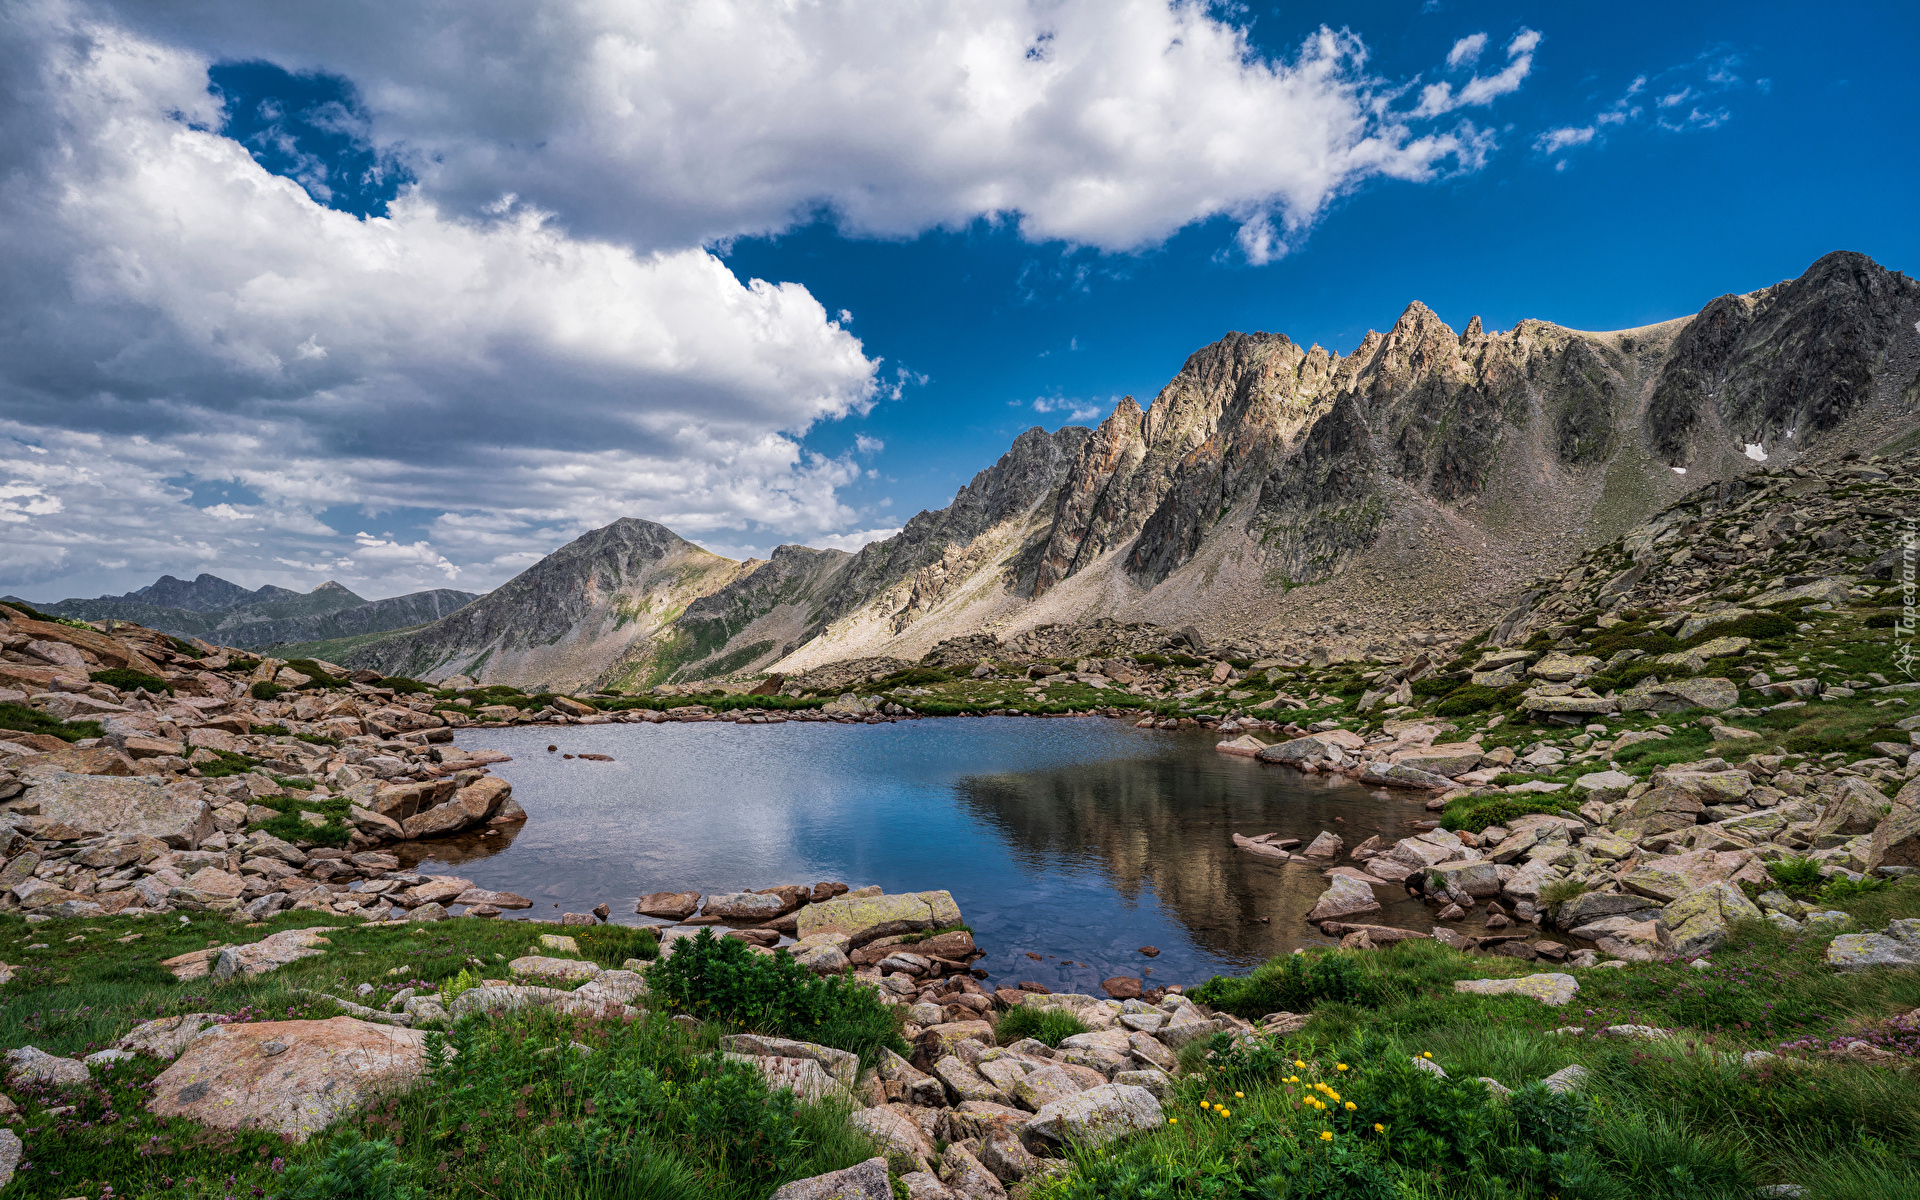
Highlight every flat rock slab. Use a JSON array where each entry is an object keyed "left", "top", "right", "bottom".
[
  {"left": 1305, "top": 875, "right": 1381, "bottom": 922},
  {"left": 450, "top": 984, "right": 636, "bottom": 1021},
  {"left": 725, "top": 1053, "right": 852, "bottom": 1103},
  {"left": 213, "top": 927, "right": 333, "bottom": 979},
  {"left": 1454, "top": 973, "right": 1579, "bottom": 1007},
  {"left": 19, "top": 771, "right": 212, "bottom": 847},
  {"left": 146, "top": 1016, "right": 430, "bottom": 1142},
  {"left": 769, "top": 1156, "right": 891, "bottom": 1200},
  {"left": 508, "top": 955, "right": 602, "bottom": 982},
  {"left": 117, "top": 1013, "right": 222, "bottom": 1060},
  {"left": 1024, "top": 1082, "right": 1163, "bottom": 1148},
  {"left": 796, "top": 890, "right": 962, "bottom": 946},
  {"left": 635, "top": 891, "right": 701, "bottom": 919},
  {"left": 5, "top": 1046, "right": 90, "bottom": 1089},
  {"left": 720, "top": 1034, "right": 859, "bottom": 1091}
]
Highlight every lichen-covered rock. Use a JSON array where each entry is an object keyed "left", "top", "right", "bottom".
[
  {"left": 1452, "top": 973, "right": 1579, "bottom": 1006},
  {"left": 795, "top": 890, "right": 962, "bottom": 946},
  {"left": 726, "top": 1053, "right": 852, "bottom": 1103},
  {"left": 212, "top": 927, "right": 332, "bottom": 979},
  {"left": 768, "top": 1156, "right": 892, "bottom": 1200},
  {"left": 1023, "top": 1082, "right": 1163, "bottom": 1148},
  {"left": 720, "top": 1034, "right": 859, "bottom": 1092},
  {"left": 146, "top": 1017, "right": 430, "bottom": 1141},
  {"left": 507, "top": 955, "right": 602, "bottom": 983},
  {"left": 1662, "top": 882, "right": 1763, "bottom": 956},
  {"left": 1306, "top": 874, "right": 1382, "bottom": 921},
  {"left": 116, "top": 1013, "right": 221, "bottom": 1060},
  {"left": 5, "top": 1045, "right": 90, "bottom": 1089}
]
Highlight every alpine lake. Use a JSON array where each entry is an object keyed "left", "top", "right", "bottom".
[{"left": 400, "top": 716, "right": 1440, "bottom": 993}]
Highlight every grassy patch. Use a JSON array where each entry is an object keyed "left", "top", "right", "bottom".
[
  {"left": 88, "top": 667, "right": 173, "bottom": 694},
  {"left": 1440, "top": 794, "right": 1571, "bottom": 833},
  {"left": 994, "top": 1005, "right": 1090, "bottom": 1047},
  {"left": 0, "top": 702, "right": 102, "bottom": 743}
]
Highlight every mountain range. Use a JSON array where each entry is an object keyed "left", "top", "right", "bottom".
[
  {"left": 44, "top": 251, "right": 1920, "bottom": 691},
  {"left": 12, "top": 575, "right": 481, "bottom": 652}
]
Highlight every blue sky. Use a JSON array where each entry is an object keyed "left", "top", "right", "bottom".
[{"left": 0, "top": 0, "right": 1914, "bottom": 599}]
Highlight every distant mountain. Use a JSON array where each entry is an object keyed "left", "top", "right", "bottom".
[
  {"left": 312, "top": 250, "right": 1920, "bottom": 690},
  {"left": 342, "top": 519, "right": 754, "bottom": 691},
  {"left": 25, "top": 575, "right": 483, "bottom": 651}
]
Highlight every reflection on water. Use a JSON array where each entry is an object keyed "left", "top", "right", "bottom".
[{"left": 421, "top": 717, "right": 1437, "bottom": 992}]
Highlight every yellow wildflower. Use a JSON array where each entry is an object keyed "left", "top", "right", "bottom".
[
  {"left": 1320, "top": 1131, "right": 1334, "bottom": 1141},
  {"left": 1374, "top": 1123, "right": 1385, "bottom": 1133},
  {"left": 1294, "top": 1060, "right": 1306, "bottom": 1068},
  {"left": 1336, "top": 1063, "right": 1348, "bottom": 1071},
  {"left": 1422, "top": 1052, "right": 1432, "bottom": 1059},
  {"left": 1345, "top": 1102, "right": 1357, "bottom": 1111},
  {"left": 1235, "top": 1092, "right": 1244, "bottom": 1098},
  {"left": 1169, "top": 1118, "right": 1178, "bottom": 1125}
]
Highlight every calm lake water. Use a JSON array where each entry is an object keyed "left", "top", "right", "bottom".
[{"left": 408, "top": 717, "right": 1439, "bottom": 993}]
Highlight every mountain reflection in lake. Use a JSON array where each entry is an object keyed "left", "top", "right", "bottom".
[{"left": 417, "top": 716, "right": 1437, "bottom": 993}]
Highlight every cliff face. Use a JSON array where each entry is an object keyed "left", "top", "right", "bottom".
[{"left": 342, "top": 251, "right": 1920, "bottom": 687}]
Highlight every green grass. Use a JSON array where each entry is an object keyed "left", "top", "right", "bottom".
[
  {"left": 88, "top": 667, "right": 173, "bottom": 694},
  {"left": 994, "top": 1005, "right": 1091, "bottom": 1047},
  {"left": 0, "top": 702, "right": 102, "bottom": 743},
  {"left": 0, "top": 911, "right": 881, "bottom": 1200},
  {"left": 1440, "top": 794, "right": 1571, "bottom": 833},
  {"left": 1035, "top": 881, "right": 1920, "bottom": 1199}
]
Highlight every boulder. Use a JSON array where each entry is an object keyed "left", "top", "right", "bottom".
[
  {"left": 1358, "top": 762, "right": 1458, "bottom": 789},
  {"left": 1868, "top": 807, "right": 1920, "bottom": 872},
  {"left": 726, "top": 1053, "right": 853, "bottom": 1103},
  {"left": 508, "top": 955, "right": 602, "bottom": 983},
  {"left": 117, "top": 1013, "right": 222, "bottom": 1060},
  {"left": 636, "top": 891, "right": 701, "bottom": 919},
  {"left": 1826, "top": 933, "right": 1920, "bottom": 970},
  {"left": 1623, "top": 850, "right": 1740, "bottom": 903},
  {"left": 1557, "top": 892, "right": 1658, "bottom": 926},
  {"left": 1452, "top": 974, "right": 1578, "bottom": 1006},
  {"left": 453, "top": 776, "right": 512, "bottom": 824},
  {"left": 0, "top": 1128, "right": 17, "bottom": 1190},
  {"left": 1429, "top": 860, "right": 1503, "bottom": 898},
  {"left": 453, "top": 888, "right": 532, "bottom": 909},
  {"left": 5, "top": 1045, "right": 91, "bottom": 1089},
  {"left": 1391, "top": 744, "right": 1485, "bottom": 778},
  {"left": 1529, "top": 653, "right": 1602, "bottom": 682},
  {"left": 572, "top": 969, "right": 647, "bottom": 1007},
  {"left": 212, "top": 927, "right": 332, "bottom": 979},
  {"left": 795, "top": 890, "right": 962, "bottom": 947},
  {"left": 788, "top": 932, "right": 852, "bottom": 973},
  {"left": 1663, "top": 882, "right": 1763, "bottom": 956},
  {"left": 1305, "top": 875, "right": 1381, "bottom": 921},
  {"left": 146, "top": 1017, "right": 431, "bottom": 1141},
  {"left": 399, "top": 800, "right": 474, "bottom": 840},
  {"left": 17, "top": 771, "right": 212, "bottom": 847},
  {"left": 1023, "top": 1082, "right": 1163, "bottom": 1148},
  {"left": 450, "top": 984, "right": 636, "bottom": 1021},
  {"left": 1256, "top": 729, "right": 1365, "bottom": 763},
  {"left": 701, "top": 891, "right": 788, "bottom": 920},
  {"left": 721, "top": 1034, "right": 859, "bottom": 1092},
  {"left": 850, "top": 1106, "right": 937, "bottom": 1175}
]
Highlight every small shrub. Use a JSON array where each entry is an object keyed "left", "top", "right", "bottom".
[
  {"left": 380, "top": 676, "right": 431, "bottom": 694},
  {"left": 165, "top": 635, "right": 206, "bottom": 658},
  {"left": 1865, "top": 612, "right": 1898, "bottom": 628},
  {"left": 1435, "top": 684, "right": 1508, "bottom": 716},
  {"left": 1411, "top": 675, "right": 1462, "bottom": 698},
  {"left": 994, "top": 1005, "right": 1089, "bottom": 1047},
  {"left": 1821, "top": 876, "right": 1888, "bottom": 905},
  {"left": 1767, "top": 856, "right": 1824, "bottom": 891},
  {"left": 645, "top": 930, "right": 906, "bottom": 1065},
  {"left": 882, "top": 666, "right": 955, "bottom": 687},
  {"left": 1538, "top": 877, "right": 1589, "bottom": 906},
  {"left": 1192, "top": 950, "right": 1385, "bottom": 1017},
  {"left": 90, "top": 667, "right": 174, "bottom": 693},
  {"left": 1680, "top": 612, "right": 1798, "bottom": 646},
  {"left": 252, "top": 681, "right": 288, "bottom": 701},
  {"left": 284, "top": 658, "right": 348, "bottom": 688},
  {"left": 273, "top": 1133, "right": 415, "bottom": 1200}
]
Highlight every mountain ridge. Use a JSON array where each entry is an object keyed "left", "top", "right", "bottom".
[{"left": 59, "top": 250, "right": 1918, "bottom": 690}]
